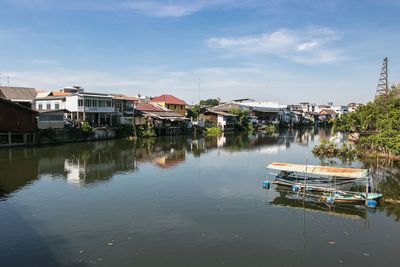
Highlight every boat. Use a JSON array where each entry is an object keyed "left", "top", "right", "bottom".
[
  {"left": 266, "top": 162, "right": 368, "bottom": 192},
  {"left": 322, "top": 191, "right": 382, "bottom": 205}
]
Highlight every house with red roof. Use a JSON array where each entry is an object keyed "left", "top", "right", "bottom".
[{"left": 148, "top": 94, "right": 187, "bottom": 116}]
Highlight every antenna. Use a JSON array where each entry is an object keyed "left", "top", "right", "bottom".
[
  {"left": 7, "top": 70, "right": 10, "bottom": 86},
  {"left": 374, "top": 57, "right": 388, "bottom": 99},
  {"left": 198, "top": 77, "right": 201, "bottom": 104}
]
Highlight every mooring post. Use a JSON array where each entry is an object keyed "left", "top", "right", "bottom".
[{"left": 365, "top": 181, "right": 369, "bottom": 206}]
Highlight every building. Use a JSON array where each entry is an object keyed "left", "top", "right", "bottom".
[
  {"left": 112, "top": 96, "right": 138, "bottom": 125},
  {"left": 332, "top": 105, "right": 349, "bottom": 117},
  {"left": 319, "top": 109, "right": 337, "bottom": 119},
  {"left": 34, "top": 96, "right": 66, "bottom": 111},
  {"left": 348, "top": 103, "right": 363, "bottom": 112},
  {"left": 234, "top": 100, "right": 287, "bottom": 125},
  {"left": 148, "top": 94, "right": 187, "bottom": 116},
  {"left": 0, "top": 98, "right": 38, "bottom": 132},
  {"left": 37, "top": 109, "right": 67, "bottom": 129},
  {"left": 34, "top": 87, "right": 117, "bottom": 126},
  {"left": 0, "top": 86, "right": 37, "bottom": 108},
  {"left": 136, "top": 103, "right": 186, "bottom": 135},
  {"left": 202, "top": 109, "right": 237, "bottom": 131},
  {"left": 0, "top": 98, "right": 38, "bottom": 147}
]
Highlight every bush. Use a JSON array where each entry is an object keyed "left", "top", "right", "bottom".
[
  {"left": 205, "top": 127, "right": 222, "bottom": 136},
  {"left": 81, "top": 122, "right": 93, "bottom": 136}
]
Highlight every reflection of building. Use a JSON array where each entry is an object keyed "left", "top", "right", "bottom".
[
  {"left": 155, "top": 150, "right": 186, "bottom": 169},
  {"left": 64, "top": 159, "right": 86, "bottom": 184}
]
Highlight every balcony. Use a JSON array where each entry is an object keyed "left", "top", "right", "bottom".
[{"left": 78, "top": 107, "right": 115, "bottom": 113}]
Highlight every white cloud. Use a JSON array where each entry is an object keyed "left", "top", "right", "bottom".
[{"left": 206, "top": 26, "right": 348, "bottom": 64}]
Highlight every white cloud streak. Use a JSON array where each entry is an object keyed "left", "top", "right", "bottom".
[{"left": 206, "top": 26, "right": 348, "bottom": 64}]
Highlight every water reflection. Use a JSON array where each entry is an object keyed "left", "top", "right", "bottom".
[
  {"left": 0, "top": 128, "right": 318, "bottom": 198},
  {"left": 267, "top": 186, "right": 367, "bottom": 220},
  {"left": 1, "top": 127, "right": 399, "bottom": 223}
]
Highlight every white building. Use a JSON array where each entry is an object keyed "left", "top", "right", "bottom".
[{"left": 332, "top": 105, "right": 349, "bottom": 117}]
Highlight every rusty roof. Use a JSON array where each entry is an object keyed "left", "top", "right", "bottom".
[{"left": 267, "top": 162, "right": 368, "bottom": 178}]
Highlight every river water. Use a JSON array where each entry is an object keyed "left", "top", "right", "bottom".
[{"left": 1, "top": 128, "right": 399, "bottom": 266}]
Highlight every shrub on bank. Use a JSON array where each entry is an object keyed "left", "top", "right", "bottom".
[{"left": 205, "top": 127, "right": 222, "bottom": 136}]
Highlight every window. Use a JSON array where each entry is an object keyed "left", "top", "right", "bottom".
[
  {"left": 38, "top": 104, "right": 43, "bottom": 110},
  {"left": 40, "top": 114, "right": 63, "bottom": 121},
  {"left": 106, "top": 101, "right": 111, "bottom": 107},
  {"left": 174, "top": 105, "right": 177, "bottom": 110},
  {"left": 55, "top": 103, "right": 60, "bottom": 109},
  {"left": 78, "top": 99, "right": 83, "bottom": 107},
  {"left": 180, "top": 106, "right": 183, "bottom": 110},
  {"left": 46, "top": 104, "right": 51, "bottom": 110}
]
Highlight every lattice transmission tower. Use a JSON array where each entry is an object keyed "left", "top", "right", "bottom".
[{"left": 374, "top": 57, "right": 388, "bottom": 99}]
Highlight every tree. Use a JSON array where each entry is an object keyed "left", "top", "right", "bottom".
[
  {"left": 199, "top": 99, "right": 219, "bottom": 107},
  {"left": 186, "top": 104, "right": 201, "bottom": 119},
  {"left": 229, "top": 108, "right": 253, "bottom": 132},
  {"left": 329, "top": 86, "right": 400, "bottom": 156}
]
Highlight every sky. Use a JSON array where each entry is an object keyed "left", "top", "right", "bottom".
[{"left": 0, "top": 0, "right": 399, "bottom": 105}]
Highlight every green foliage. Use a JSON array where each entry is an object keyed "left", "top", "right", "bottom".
[
  {"left": 229, "top": 109, "right": 252, "bottom": 132},
  {"left": 186, "top": 104, "right": 201, "bottom": 119},
  {"left": 81, "top": 122, "right": 93, "bottom": 136},
  {"left": 312, "top": 139, "right": 357, "bottom": 164},
  {"left": 331, "top": 86, "right": 400, "bottom": 156},
  {"left": 205, "top": 127, "right": 222, "bottom": 136},
  {"left": 199, "top": 99, "right": 219, "bottom": 106},
  {"left": 137, "top": 125, "right": 157, "bottom": 138},
  {"left": 265, "top": 125, "right": 276, "bottom": 134}
]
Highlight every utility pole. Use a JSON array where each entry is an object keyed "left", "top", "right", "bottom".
[{"left": 374, "top": 57, "right": 388, "bottom": 99}]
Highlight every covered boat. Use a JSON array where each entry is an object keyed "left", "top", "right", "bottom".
[
  {"left": 266, "top": 162, "right": 368, "bottom": 192},
  {"left": 267, "top": 162, "right": 369, "bottom": 179}
]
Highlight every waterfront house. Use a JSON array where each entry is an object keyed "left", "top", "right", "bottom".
[
  {"left": 319, "top": 108, "right": 337, "bottom": 119},
  {"left": 136, "top": 103, "right": 186, "bottom": 135},
  {"left": 111, "top": 95, "right": 138, "bottom": 125},
  {"left": 34, "top": 87, "right": 115, "bottom": 126},
  {"left": 0, "top": 98, "right": 38, "bottom": 146},
  {"left": 148, "top": 94, "right": 187, "bottom": 116},
  {"left": 0, "top": 86, "right": 37, "bottom": 108},
  {"left": 235, "top": 101, "right": 287, "bottom": 125},
  {"left": 202, "top": 109, "right": 237, "bottom": 131}
]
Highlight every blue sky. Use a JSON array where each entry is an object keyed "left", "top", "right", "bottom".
[{"left": 0, "top": 0, "right": 399, "bottom": 105}]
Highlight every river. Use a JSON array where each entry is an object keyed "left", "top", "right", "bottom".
[{"left": 1, "top": 128, "right": 399, "bottom": 266}]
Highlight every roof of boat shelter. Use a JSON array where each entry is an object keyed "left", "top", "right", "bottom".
[{"left": 267, "top": 162, "right": 368, "bottom": 178}]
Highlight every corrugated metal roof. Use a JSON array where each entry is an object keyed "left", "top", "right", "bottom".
[
  {"left": 267, "top": 162, "right": 368, "bottom": 178},
  {"left": 0, "top": 86, "right": 37, "bottom": 100}
]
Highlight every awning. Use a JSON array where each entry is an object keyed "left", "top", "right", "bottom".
[{"left": 267, "top": 162, "right": 368, "bottom": 178}]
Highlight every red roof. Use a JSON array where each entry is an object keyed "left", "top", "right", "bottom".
[
  {"left": 149, "top": 94, "right": 187, "bottom": 105},
  {"left": 137, "top": 103, "right": 167, "bottom": 111}
]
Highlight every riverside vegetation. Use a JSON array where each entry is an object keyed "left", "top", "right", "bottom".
[{"left": 314, "top": 85, "right": 400, "bottom": 160}]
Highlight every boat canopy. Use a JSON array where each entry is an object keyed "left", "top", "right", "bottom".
[{"left": 267, "top": 162, "right": 368, "bottom": 179}]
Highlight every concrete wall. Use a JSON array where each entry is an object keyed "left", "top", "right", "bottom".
[
  {"left": 38, "top": 121, "right": 64, "bottom": 129},
  {"left": 65, "top": 95, "right": 79, "bottom": 112},
  {"left": 35, "top": 99, "right": 64, "bottom": 110}
]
